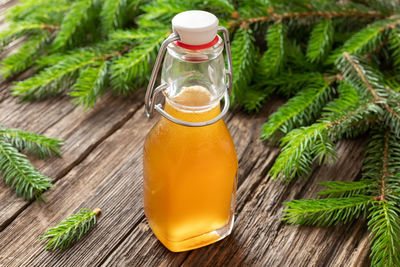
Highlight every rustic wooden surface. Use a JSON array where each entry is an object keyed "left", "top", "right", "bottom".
[{"left": 0, "top": 2, "right": 371, "bottom": 267}]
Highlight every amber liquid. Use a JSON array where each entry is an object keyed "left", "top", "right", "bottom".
[{"left": 143, "top": 86, "right": 238, "bottom": 252}]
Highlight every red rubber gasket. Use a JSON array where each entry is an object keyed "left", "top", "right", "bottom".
[{"left": 176, "top": 35, "right": 219, "bottom": 50}]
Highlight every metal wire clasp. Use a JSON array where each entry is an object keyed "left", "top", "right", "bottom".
[{"left": 144, "top": 26, "right": 233, "bottom": 127}]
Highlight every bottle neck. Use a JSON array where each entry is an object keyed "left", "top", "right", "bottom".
[{"left": 163, "top": 85, "right": 222, "bottom": 123}]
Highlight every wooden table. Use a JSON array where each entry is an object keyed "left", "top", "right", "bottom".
[{"left": 0, "top": 3, "right": 370, "bottom": 267}]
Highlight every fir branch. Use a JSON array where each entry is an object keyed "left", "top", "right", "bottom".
[
  {"left": 368, "top": 201, "right": 400, "bottom": 267},
  {"left": 328, "top": 17, "right": 400, "bottom": 63},
  {"left": 0, "top": 22, "right": 52, "bottom": 51},
  {"left": 256, "top": 23, "right": 286, "bottom": 77},
  {"left": 109, "top": 29, "right": 164, "bottom": 41},
  {"left": 41, "top": 208, "right": 101, "bottom": 251},
  {"left": 231, "top": 10, "right": 387, "bottom": 30},
  {"left": 110, "top": 32, "right": 168, "bottom": 93},
  {"left": 6, "top": 0, "right": 70, "bottom": 24},
  {"left": 0, "top": 128, "right": 64, "bottom": 159},
  {"left": 51, "top": 0, "right": 95, "bottom": 51},
  {"left": 338, "top": 53, "right": 400, "bottom": 136},
  {"left": 337, "top": 52, "right": 388, "bottom": 100},
  {"left": 389, "top": 28, "right": 400, "bottom": 69},
  {"left": 0, "top": 33, "right": 49, "bottom": 78},
  {"left": 230, "top": 28, "right": 257, "bottom": 104},
  {"left": 306, "top": 19, "right": 334, "bottom": 63},
  {"left": 0, "top": 139, "right": 53, "bottom": 200},
  {"left": 318, "top": 180, "right": 373, "bottom": 198},
  {"left": 241, "top": 87, "right": 273, "bottom": 113},
  {"left": 69, "top": 60, "right": 108, "bottom": 108},
  {"left": 11, "top": 50, "right": 98, "bottom": 100},
  {"left": 283, "top": 196, "right": 371, "bottom": 226},
  {"left": 261, "top": 80, "right": 331, "bottom": 140},
  {"left": 268, "top": 122, "right": 332, "bottom": 180},
  {"left": 100, "top": 0, "right": 128, "bottom": 37},
  {"left": 256, "top": 72, "right": 323, "bottom": 98}
]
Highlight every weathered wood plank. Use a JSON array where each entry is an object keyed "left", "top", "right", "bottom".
[
  {"left": 0, "top": 91, "right": 143, "bottom": 230},
  {"left": 0, "top": 105, "right": 154, "bottom": 266}
]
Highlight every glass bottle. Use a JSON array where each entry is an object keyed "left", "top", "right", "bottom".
[{"left": 143, "top": 10, "right": 238, "bottom": 252}]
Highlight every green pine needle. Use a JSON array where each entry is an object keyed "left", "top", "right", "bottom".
[
  {"left": 389, "top": 28, "right": 400, "bottom": 69},
  {"left": 11, "top": 50, "right": 97, "bottom": 100},
  {"left": 110, "top": 32, "right": 168, "bottom": 94},
  {"left": 368, "top": 202, "right": 400, "bottom": 267},
  {"left": 257, "top": 23, "right": 286, "bottom": 77},
  {"left": 306, "top": 19, "right": 334, "bottom": 63},
  {"left": 0, "top": 33, "right": 49, "bottom": 78},
  {"left": 327, "top": 18, "right": 400, "bottom": 64},
  {"left": 0, "top": 128, "right": 64, "bottom": 159},
  {"left": 283, "top": 196, "right": 371, "bottom": 226},
  {"left": 0, "top": 139, "right": 53, "bottom": 200},
  {"left": 261, "top": 81, "right": 331, "bottom": 140},
  {"left": 318, "top": 180, "right": 373, "bottom": 198},
  {"left": 100, "top": 0, "right": 128, "bottom": 37},
  {"left": 69, "top": 60, "right": 108, "bottom": 109},
  {"left": 268, "top": 122, "right": 333, "bottom": 180},
  {"left": 41, "top": 208, "right": 101, "bottom": 251},
  {"left": 230, "top": 28, "right": 257, "bottom": 104},
  {"left": 51, "top": 0, "right": 95, "bottom": 51}
]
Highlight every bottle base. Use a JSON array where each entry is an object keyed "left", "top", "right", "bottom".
[{"left": 156, "top": 215, "right": 235, "bottom": 252}]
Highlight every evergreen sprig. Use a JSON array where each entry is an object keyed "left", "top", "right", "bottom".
[
  {"left": 2, "top": 0, "right": 400, "bottom": 264},
  {"left": 41, "top": 208, "right": 101, "bottom": 251},
  {"left": 0, "top": 127, "right": 63, "bottom": 200}
]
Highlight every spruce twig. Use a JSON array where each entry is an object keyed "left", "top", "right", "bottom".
[
  {"left": 0, "top": 127, "right": 63, "bottom": 200},
  {"left": 41, "top": 208, "right": 101, "bottom": 251}
]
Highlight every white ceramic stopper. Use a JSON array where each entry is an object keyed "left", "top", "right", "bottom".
[{"left": 172, "top": 10, "right": 218, "bottom": 46}]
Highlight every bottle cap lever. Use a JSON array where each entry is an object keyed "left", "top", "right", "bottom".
[{"left": 145, "top": 25, "right": 233, "bottom": 127}]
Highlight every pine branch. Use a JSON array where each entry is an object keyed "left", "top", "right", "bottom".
[
  {"left": 109, "top": 29, "right": 164, "bottom": 41},
  {"left": 0, "top": 33, "right": 49, "bottom": 78},
  {"left": 0, "top": 22, "right": 51, "bottom": 51},
  {"left": 100, "top": 0, "right": 128, "bottom": 37},
  {"left": 51, "top": 0, "right": 95, "bottom": 51},
  {"left": 368, "top": 201, "right": 400, "bottom": 267},
  {"left": 41, "top": 208, "right": 101, "bottom": 251},
  {"left": 256, "top": 23, "right": 286, "bottom": 77},
  {"left": 306, "top": 19, "right": 334, "bottom": 63},
  {"left": 0, "top": 139, "right": 53, "bottom": 200},
  {"left": 231, "top": 9, "right": 387, "bottom": 30},
  {"left": 268, "top": 122, "right": 333, "bottom": 180},
  {"left": 337, "top": 53, "right": 400, "bottom": 136},
  {"left": 318, "top": 180, "right": 373, "bottom": 198},
  {"left": 69, "top": 60, "right": 108, "bottom": 108},
  {"left": 261, "top": 80, "right": 331, "bottom": 140},
  {"left": 11, "top": 50, "right": 98, "bottom": 100},
  {"left": 327, "top": 17, "right": 400, "bottom": 64},
  {"left": 337, "top": 52, "right": 388, "bottom": 100},
  {"left": 0, "top": 128, "right": 64, "bottom": 159},
  {"left": 6, "top": 0, "right": 70, "bottom": 24},
  {"left": 110, "top": 32, "right": 168, "bottom": 94},
  {"left": 283, "top": 196, "right": 371, "bottom": 226},
  {"left": 389, "top": 28, "right": 400, "bottom": 69},
  {"left": 230, "top": 28, "right": 257, "bottom": 104},
  {"left": 256, "top": 72, "right": 323, "bottom": 98}
]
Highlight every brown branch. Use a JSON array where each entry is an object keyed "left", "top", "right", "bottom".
[
  {"left": 231, "top": 10, "right": 387, "bottom": 29},
  {"left": 343, "top": 52, "right": 380, "bottom": 101},
  {"left": 379, "top": 129, "right": 390, "bottom": 201},
  {"left": 343, "top": 52, "right": 400, "bottom": 120},
  {"left": 327, "top": 101, "right": 374, "bottom": 127},
  {"left": 101, "top": 45, "right": 133, "bottom": 61},
  {"left": 41, "top": 24, "right": 60, "bottom": 32}
]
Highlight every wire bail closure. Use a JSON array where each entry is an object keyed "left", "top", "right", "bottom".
[{"left": 144, "top": 26, "right": 233, "bottom": 127}]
